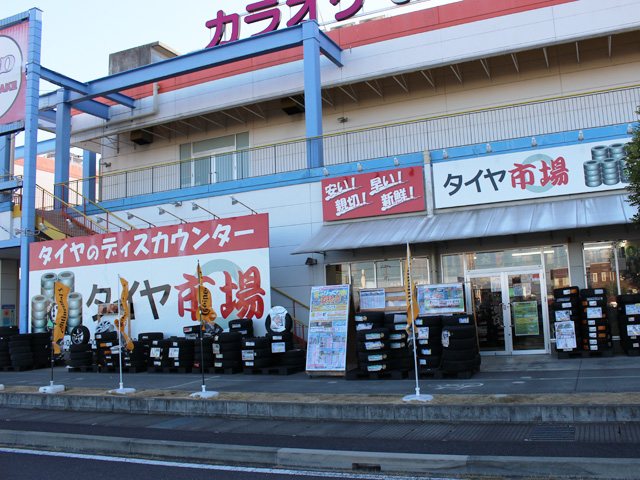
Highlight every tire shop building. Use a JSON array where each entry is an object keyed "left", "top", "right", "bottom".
[{"left": 1, "top": 0, "right": 640, "bottom": 357}]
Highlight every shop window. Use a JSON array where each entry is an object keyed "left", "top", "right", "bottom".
[
  {"left": 326, "top": 256, "right": 430, "bottom": 292},
  {"left": 544, "top": 245, "right": 570, "bottom": 301},
  {"left": 179, "top": 132, "right": 249, "bottom": 187},
  {"left": 442, "top": 254, "right": 464, "bottom": 283},
  {"left": 584, "top": 242, "right": 618, "bottom": 301},
  {"left": 618, "top": 240, "right": 640, "bottom": 294}
]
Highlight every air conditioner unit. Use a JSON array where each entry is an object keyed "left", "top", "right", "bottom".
[
  {"left": 281, "top": 98, "right": 304, "bottom": 115},
  {"left": 130, "top": 129, "right": 153, "bottom": 145}
]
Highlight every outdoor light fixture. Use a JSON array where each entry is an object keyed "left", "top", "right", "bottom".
[
  {"left": 356, "top": 163, "right": 363, "bottom": 172},
  {"left": 531, "top": 137, "right": 537, "bottom": 147},
  {"left": 442, "top": 149, "right": 448, "bottom": 159},
  {"left": 305, "top": 257, "right": 318, "bottom": 266},
  {"left": 322, "top": 167, "right": 329, "bottom": 176},
  {"left": 578, "top": 130, "right": 584, "bottom": 141},
  {"left": 192, "top": 202, "right": 220, "bottom": 219},
  {"left": 230, "top": 196, "right": 258, "bottom": 215},
  {"left": 393, "top": 157, "right": 400, "bottom": 166},
  {"left": 628, "top": 124, "right": 634, "bottom": 135},
  {"left": 485, "top": 143, "right": 492, "bottom": 153},
  {"left": 126, "top": 212, "right": 156, "bottom": 228},
  {"left": 96, "top": 217, "right": 106, "bottom": 224},
  {"left": 173, "top": 201, "right": 183, "bottom": 207},
  {"left": 158, "top": 206, "right": 187, "bottom": 224},
  {"left": 100, "top": 161, "right": 112, "bottom": 168}
]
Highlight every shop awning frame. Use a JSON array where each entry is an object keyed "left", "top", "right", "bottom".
[{"left": 294, "top": 193, "right": 636, "bottom": 253}]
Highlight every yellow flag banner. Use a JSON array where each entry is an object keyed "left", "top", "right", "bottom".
[
  {"left": 52, "top": 282, "right": 70, "bottom": 354},
  {"left": 116, "top": 276, "right": 134, "bottom": 351},
  {"left": 197, "top": 262, "right": 217, "bottom": 327},
  {"left": 405, "top": 243, "right": 420, "bottom": 331}
]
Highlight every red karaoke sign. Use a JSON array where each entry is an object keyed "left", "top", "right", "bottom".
[
  {"left": 0, "top": 19, "right": 28, "bottom": 127},
  {"left": 322, "top": 166, "right": 425, "bottom": 221}
]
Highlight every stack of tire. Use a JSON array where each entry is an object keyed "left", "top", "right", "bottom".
[
  {"left": 121, "top": 341, "right": 149, "bottom": 371},
  {"left": 617, "top": 294, "right": 640, "bottom": 356},
  {"left": 68, "top": 342, "right": 93, "bottom": 369},
  {"left": 441, "top": 314, "right": 481, "bottom": 375},
  {"left": 383, "top": 313, "right": 412, "bottom": 372},
  {"left": 413, "top": 315, "right": 442, "bottom": 373},
  {"left": 230, "top": 319, "right": 254, "bottom": 337},
  {"left": 552, "top": 286, "right": 583, "bottom": 355},
  {"left": 212, "top": 331, "right": 243, "bottom": 371},
  {"left": 241, "top": 336, "right": 273, "bottom": 369},
  {"left": 353, "top": 311, "right": 386, "bottom": 374},
  {"left": 183, "top": 326, "right": 213, "bottom": 371},
  {"left": 580, "top": 288, "right": 612, "bottom": 353},
  {"left": 138, "top": 332, "right": 164, "bottom": 347},
  {"left": 0, "top": 327, "right": 18, "bottom": 369},
  {"left": 29, "top": 332, "right": 51, "bottom": 368},
  {"left": 95, "top": 331, "right": 119, "bottom": 370},
  {"left": 163, "top": 338, "right": 194, "bottom": 371},
  {"left": 5, "top": 333, "right": 34, "bottom": 370}
]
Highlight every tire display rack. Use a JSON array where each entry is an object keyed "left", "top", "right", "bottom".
[{"left": 617, "top": 294, "right": 640, "bottom": 356}]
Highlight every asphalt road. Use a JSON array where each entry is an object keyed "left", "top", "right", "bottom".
[{"left": 0, "top": 449, "right": 449, "bottom": 480}]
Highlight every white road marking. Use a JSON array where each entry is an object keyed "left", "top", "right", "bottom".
[{"left": 0, "top": 447, "right": 457, "bottom": 480}]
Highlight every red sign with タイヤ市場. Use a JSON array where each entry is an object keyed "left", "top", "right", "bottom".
[{"left": 322, "top": 166, "right": 425, "bottom": 221}]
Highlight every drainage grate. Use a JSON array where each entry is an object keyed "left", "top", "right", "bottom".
[{"left": 526, "top": 425, "right": 576, "bottom": 442}]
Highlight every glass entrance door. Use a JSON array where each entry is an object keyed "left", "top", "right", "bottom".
[{"left": 468, "top": 269, "right": 549, "bottom": 355}]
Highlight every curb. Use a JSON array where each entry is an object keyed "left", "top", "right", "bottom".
[
  {"left": 1, "top": 429, "right": 639, "bottom": 479},
  {"left": 1, "top": 391, "right": 640, "bottom": 423}
]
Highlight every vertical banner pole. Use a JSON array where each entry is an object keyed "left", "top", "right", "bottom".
[
  {"left": 117, "top": 275, "right": 124, "bottom": 389},
  {"left": 109, "top": 276, "right": 135, "bottom": 395},
  {"left": 191, "top": 261, "right": 218, "bottom": 398},
  {"left": 403, "top": 243, "right": 433, "bottom": 403}
]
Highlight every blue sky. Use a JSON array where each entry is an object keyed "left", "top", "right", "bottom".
[{"left": 0, "top": 0, "right": 418, "bottom": 84}]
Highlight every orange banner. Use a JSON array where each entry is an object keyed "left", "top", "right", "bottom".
[
  {"left": 116, "top": 276, "right": 134, "bottom": 351},
  {"left": 52, "top": 282, "right": 70, "bottom": 354}
]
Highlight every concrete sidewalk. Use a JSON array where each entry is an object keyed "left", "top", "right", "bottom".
[{"left": 1, "top": 354, "right": 640, "bottom": 422}]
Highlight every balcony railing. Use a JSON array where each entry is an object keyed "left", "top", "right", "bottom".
[{"left": 64, "top": 85, "right": 640, "bottom": 204}]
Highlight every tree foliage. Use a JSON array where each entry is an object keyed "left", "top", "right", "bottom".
[{"left": 626, "top": 108, "right": 640, "bottom": 222}]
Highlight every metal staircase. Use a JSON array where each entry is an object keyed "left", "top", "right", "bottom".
[{"left": 34, "top": 185, "right": 132, "bottom": 240}]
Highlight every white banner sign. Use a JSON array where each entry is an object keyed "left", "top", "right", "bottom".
[
  {"left": 29, "top": 215, "right": 271, "bottom": 339},
  {"left": 433, "top": 138, "right": 631, "bottom": 208}
]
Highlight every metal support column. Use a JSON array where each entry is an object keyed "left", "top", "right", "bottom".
[
  {"left": 54, "top": 88, "right": 71, "bottom": 204},
  {"left": 302, "top": 21, "right": 324, "bottom": 169},
  {"left": 82, "top": 150, "right": 96, "bottom": 202},
  {"left": 0, "top": 135, "right": 11, "bottom": 176},
  {"left": 19, "top": 8, "right": 43, "bottom": 333}
]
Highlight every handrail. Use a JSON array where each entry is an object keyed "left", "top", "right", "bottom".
[
  {"left": 271, "top": 286, "right": 310, "bottom": 315},
  {"left": 61, "top": 183, "right": 135, "bottom": 231},
  {"left": 36, "top": 185, "right": 107, "bottom": 236},
  {"left": 62, "top": 83, "right": 640, "bottom": 192},
  {"left": 271, "top": 286, "right": 309, "bottom": 346}
]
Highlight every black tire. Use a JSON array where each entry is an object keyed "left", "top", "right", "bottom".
[
  {"left": 214, "top": 359, "right": 243, "bottom": 369},
  {"left": 441, "top": 314, "right": 474, "bottom": 327},
  {"left": 71, "top": 325, "right": 90, "bottom": 345},
  {"left": 442, "top": 325, "right": 476, "bottom": 340},
  {"left": 355, "top": 311, "right": 385, "bottom": 324},
  {"left": 415, "top": 316, "right": 442, "bottom": 327},
  {"left": 357, "top": 339, "right": 389, "bottom": 351},
  {"left": 442, "top": 348, "right": 477, "bottom": 361},
  {"left": 69, "top": 352, "right": 93, "bottom": 362},
  {"left": 229, "top": 319, "right": 254, "bottom": 330},
  {"left": 242, "top": 337, "right": 269, "bottom": 349},
  {"left": 266, "top": 332, "right": 293, "bottom": 343},
  {"left": 8, "top": 345, "right": 31, "bottom": 355},
  {"left": 212, "top": 343, "right": 241, "bottom": 354},
  {"left": 241, "top": 347, "right": 271, "bottom": 359},
  {"left": 356, "top": 328, "right": 388, "bottom": 342},
  {"left": 95, "top": 331, "right": 118, "bottom": 342},
  {"left": 581, "top": 288, "right": 607, "bottom": 298},
  {"left": 357, "top": 351, "right": 389, "bottom": 362},
  {"left": 554, "top": 286, "right": 579, "bottom": 297},
  {"left": 214, "top": 351, "right": 242, "bottom": 360},
  {"left": 214, "top": 332, "right": 241, "bottom": 344},
  {"left": 417, "top": 346, "right": 442, "bottom": 357},
  {"left": 244, "top": 357, "right": 272, "bottom": 368},
  {"left": 418, "top": 356, "right": 441, "bottom": 368},
  {"left": 445, "top": 337, "right": 477, "bottom": 350},
  {"left": 138, "top": 332, "right": 164, "bottom": 342},
  {"left": 388, "top": 331, "right": 408, "bottom": 342},
  {"left": 10, "top": 352, "right": 33, "bottom": 364}
]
